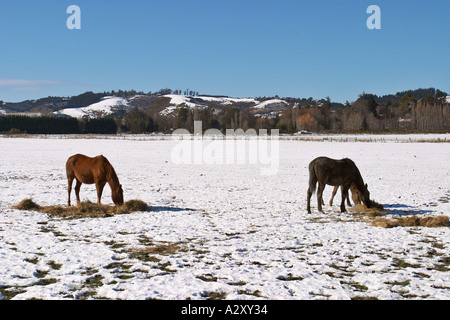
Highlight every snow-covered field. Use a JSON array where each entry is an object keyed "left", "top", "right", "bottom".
[{"left": 0, "top": 134, "right": 449, "bottom": 300}]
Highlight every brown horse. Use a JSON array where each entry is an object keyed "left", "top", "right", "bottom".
[
  {"left": 66, "top": 154, "right": 124, "bottom": 206},
  {"left": 307, "top": 157, "right": 370, "bottom": 213}
]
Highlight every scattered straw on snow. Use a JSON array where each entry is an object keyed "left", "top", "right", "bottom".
[
  {"left": 13, "top": 198, "right": 149, "bottom": 219},
  {"left": 13, "top": 198, "right": 449, "bottom": 228},
  {"left": 371, "top": 215, "right": 450, "bottom": 228}
]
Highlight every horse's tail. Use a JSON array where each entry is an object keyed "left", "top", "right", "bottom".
[{"left": 308, "top": 161, "right": 317, "bottom": 195}]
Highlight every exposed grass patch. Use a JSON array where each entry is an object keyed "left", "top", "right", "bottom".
[
  {"left": 25, "top": 257, "right": 39, "bottom": 265},
  {"left": 433, "top": 256, "right": 450, "bottom": 272},
  {"left": 352, "top": 295, "right": 379, "bottom": 300},
  {"left": 237, "top": 289, "right": 265, "bottom": 298},
  {"left": 201, "top": 291, "right": 227, "bottom": 300},
  {"left": 228, "top": 280, "right": 247, "bottom": 286},
  {"left": 84, "top": 274, "right": 105, "bottom": 288},
  {"left": 0, "top": 286, "right": 27, "bottom": 300},
  {"left": 196, "top": 274, "right": 219, "bottom": 282},
  {"left": 140, "top": 244, "right": 182, "bottom": 256},
  {"left": 385, "top": 279, "right": 411, "bottom": 287},
  {"left": 346, "top": 281, "right": 369, "bottom": 292},
  {"left": 128, "top": 242, "right": 183, "bottom": 273},
  {"left": 277, "top": 274, "right": 304, "bottom": 281},
  {"left": 34, "top": 278, "right": 59, "bottom": 286},
  {"left": 392, "top": 258, "right": 421, "bottom": 269},
  {"left": 12, "top": 198, "right": 149, "bottom": 219}
]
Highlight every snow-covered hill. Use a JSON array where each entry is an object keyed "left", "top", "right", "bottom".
[
  {"left": 49, "top": 94, "right": 292, "bottom": 118},
  {"left": 159, "top": 95, "right": 290, "bottom": 116},
  {"left": 54, "top": 97, "right": 130, "bottom": 118},
  {"left": 158, "top": 95, "right": 259, "bottom": 116}
]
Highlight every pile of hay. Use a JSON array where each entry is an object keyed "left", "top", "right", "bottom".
[
  {"left": 347, "top": 199, "right": 449, "bottom": 228},
  {"left": 349, "top": 199, "right": 386, "bottom": 217},
  {"left": 13, "top": 199, "right": 149, "bottom": 219},
  {"left": 371, "top": 215, "right": 450, "bottom": 228},
  {"left": 13, "top": 198, "right": 42, "bottom": 211}
]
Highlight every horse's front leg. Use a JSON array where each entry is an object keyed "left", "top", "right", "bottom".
[
  {"left": 96, "top": 181, "right": 106, "bottom": 205},
  {"left": 340, "top": 185, "right": 350, "bottom": 213}
]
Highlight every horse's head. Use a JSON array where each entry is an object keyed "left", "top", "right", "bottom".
[
  {"left": 112, "top": 184, "right": 124, "bottom": 206},
  {"left": 362, "top": 183, "right": 371, "bottom": 208}
]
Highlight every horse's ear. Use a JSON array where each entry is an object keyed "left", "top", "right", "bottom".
[{"left": 365, "top": 183, "right": 368, "bottom": 189}]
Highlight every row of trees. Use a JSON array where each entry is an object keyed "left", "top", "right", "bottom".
[
  {"left": 271, "top": 93, "right": 449, "bottom": 133},
  {"left": 114, "top": 91, "right": 450, "bottom": 134},
  {"left": 0, "top": 116, "right": 117, "bottom": 134},
  {"left": 137, "top": 93, "right": 449, "bottom": 134},
  {"left": 124, "top": 105, "right": 266, "bottom": 134}
]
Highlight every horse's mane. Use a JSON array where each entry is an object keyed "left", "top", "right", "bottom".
[
  {"left": 102, "top": 157, "right": 120, "bottom": 188},
  {"left": 108, "top": 165, "right": 120, "bottom": 187},
  {"left": 338, "top": 158, "right": 365, "bottom": 188},
  {"left": 347, "top": 159, "right": 365, "bottom": 189}
]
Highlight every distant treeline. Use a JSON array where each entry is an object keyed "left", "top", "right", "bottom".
[
  {"left": 274, "top": 93, "right": 450, "bottom": 133},
  {"left": 0, "top": 116, "right": 117, "bottom": 134},
  {"left": 1, "top": 88, "right": 448, "bottom": 134},
  {"left": 138, "top": 94, "right": 450, "bottom": 134},
  {"left": 123, "top": 89, "right": 449, "bottom": 134}
]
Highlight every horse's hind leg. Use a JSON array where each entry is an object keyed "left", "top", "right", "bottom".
[
  {"left": 307, "top": 188, "right": 312, "bottom": 213},
  {"left": 75, "top": 179, "right": 82, "bottom": 205},
  {"left": 307, "top": 181, "right": 317, "bottom": 213},
  {"left": 317, "top": 182, "right": 325, "bottom": 212}
]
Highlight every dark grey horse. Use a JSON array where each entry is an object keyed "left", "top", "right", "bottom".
[{"left": 307, "top": 157, "right": 371, "bottom": 213}]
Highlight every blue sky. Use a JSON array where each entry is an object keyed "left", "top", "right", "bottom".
[{"left": 0, "top": 0, "right": 449, "bottom": 102}]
